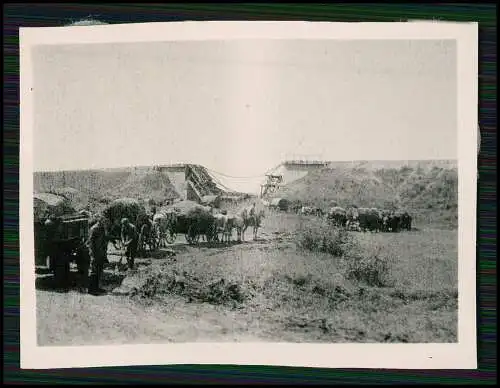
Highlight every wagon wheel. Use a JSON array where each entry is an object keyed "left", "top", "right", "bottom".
[
  {"left": 165, "top": 228, "right": 176, "bottom": 245},
  {"left": 187, "top": 225, "right": 199, "bottom": 245},
  {"left": 150, "top": 231, "right": 159, "bottom": 251}
]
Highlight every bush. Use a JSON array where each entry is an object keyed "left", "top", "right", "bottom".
[
  {"left": 296, "top": 222, "right": 355, "bottom": 257},
  {"left": 296, "top": 222, "right": 395, "bottom": 288},
  {"left": 343, "top": 246, "right": 395, "bottom": 287}
]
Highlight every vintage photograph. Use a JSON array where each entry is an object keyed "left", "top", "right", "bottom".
[{"left": 20, "top": 21, "right": 478, "bottom": 369}]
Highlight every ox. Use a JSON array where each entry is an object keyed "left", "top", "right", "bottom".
[
  {"left": 328, "top": 206, "right": 347, "bottom": 227},
  {"left": 400, "top": 211, "right": 412, "bottom": 231},
  {"left": 300, "top": 206, "right": 314, "bottom": 216}
]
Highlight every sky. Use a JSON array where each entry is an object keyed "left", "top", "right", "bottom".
[{"left": 32, "top": 39, "right": 457, "bottom": 193}]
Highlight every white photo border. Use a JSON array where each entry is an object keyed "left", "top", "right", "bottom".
[{"left": 19, "top": 20, "right": 478, "bottom": 370}]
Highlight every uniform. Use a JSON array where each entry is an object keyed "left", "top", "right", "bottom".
[
  {"left": 86, "top": 221, "right": 108, "bottom": 294},
  {"left": 44, "top": 216, "right": 62, "bottom": 271}
]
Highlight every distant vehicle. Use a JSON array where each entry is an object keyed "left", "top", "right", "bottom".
[{"left": 33, "top": 192, "right": 90, "bottom": 281}]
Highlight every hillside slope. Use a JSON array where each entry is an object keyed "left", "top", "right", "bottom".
[
  {"left": 33, "top": 167, "right": 179, "bottom": 211},
  {"left": 274, "top": 161, "right": 458, "bottom": 227}
]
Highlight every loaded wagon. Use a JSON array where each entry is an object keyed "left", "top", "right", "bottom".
[
  {"left": 269, "top": 197, "right": 290, "bottom": 212},
  {"left": 152, "top": 210, "right": 177, "bottom": 247},
  {"left": 164, "top": 201, "right": 218, "bottom": 245},
  {"left": 33, "top": 192, "right": 91, "bottom": 284},
  {"left": 101, "top": 198, "right": 158, "bottom": 254}
]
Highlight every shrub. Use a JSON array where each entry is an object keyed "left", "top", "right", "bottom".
[
  {"left": 296, "top": 222, "right": 355, "bottom": 257},
  {"left": 343, "top": 246, "right": 395, "bottom": 287}
]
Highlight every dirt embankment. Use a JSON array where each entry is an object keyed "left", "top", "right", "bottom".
[{"left": 274, "top": 163, "right": 458, "bottom": 227}]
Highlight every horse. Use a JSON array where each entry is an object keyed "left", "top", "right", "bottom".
[
  {"left": 230, "top": 214, "right": 245, "bottom": 242},
  {"left": 214, "top": 212, "right": 233, "bottom": 244},
  {"left": 241, "top": 207, "right": 265, "bottom": 241}
]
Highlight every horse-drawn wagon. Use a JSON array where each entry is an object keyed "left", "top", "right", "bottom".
[
  {"left": 152, "top": 210, "right": 177, "bottom": 247},
  {"left": 33, "top": 192, "right": 91, "bottom": 284},
  {"left": 164, "top": 201, "right": 218, "bottom": 245},
  {"left": 101, "top": 197, "right": 158, "bottom": 254}
]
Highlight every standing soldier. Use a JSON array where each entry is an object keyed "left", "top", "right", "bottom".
[
  {"left": 150, "top": 205, "right": 157, "bottom": 219},
  {"left": 44, "top": 214, "right": 62, "bottom": 272},
  {"left": 121, "top": 218, "right": 138, "bottom": 270},
  {"left": 249, "top": 202, "right": 256, "bottom": 217},
  {"left": 86, "top": 215, "right": 109, "bottom": 295},
  {"left": 44, "top": 214, "right": 71, "bottom": 290}
]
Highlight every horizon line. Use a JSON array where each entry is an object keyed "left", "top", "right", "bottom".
[{"left": 32, "top": 157, "right": 458, "bottom": 174}]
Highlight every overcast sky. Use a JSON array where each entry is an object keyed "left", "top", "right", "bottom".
[{"left": 32, "top": 39, "right": 457, "bottom": 191}]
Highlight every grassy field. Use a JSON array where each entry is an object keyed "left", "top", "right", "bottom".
[{"left": 36, "top": 210, "right": 458, "bottom": 346}]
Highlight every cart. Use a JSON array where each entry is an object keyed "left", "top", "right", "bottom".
[
  {"left": 171, "top": 209, "right": 217, "bottom": 245},
  {"left": 33, "top": 193, "right": 91, "bottom": 286}
]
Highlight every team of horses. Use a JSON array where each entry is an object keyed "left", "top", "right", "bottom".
[{"left": 151, "top": 204, "right": 266, "bottom": 247}]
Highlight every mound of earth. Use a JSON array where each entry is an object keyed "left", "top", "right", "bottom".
[
  {"left": 33, "top": 166, "right": 181, "bottom": 211},
  {"left": 33, "top": 168, "right": 132, "bottom": 200},
  {"left": 112, "top": 262, "right": 252, "bottom": 307},
  {"left": 113, "top": 167, "right": 179, "bottom": 204}
]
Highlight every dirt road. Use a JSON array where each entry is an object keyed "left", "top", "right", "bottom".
[{"left": 36, "top": 210, "right": 295, "bottom": 346}]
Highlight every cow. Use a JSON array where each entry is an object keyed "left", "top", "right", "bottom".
[
  {"left": 379, "top": 210, "right": 391, "bottom": 232},
  {"left": 385, "top": 212, "right": 402, "bottom": 233},
  {"left": 313, "top": 207, "right": 324, "bottom": 217},
  {"left": 300, "top": 206, "right": 314, "bottom": 216},
  {"left": 400, "top": 211, "right": 412, "bottom": 231},
  {"left": 327, "top": 206, "right": 348, "bottom": 227},
  {"left": 357, "top": 208, "right": 382, "bottom": 232}
]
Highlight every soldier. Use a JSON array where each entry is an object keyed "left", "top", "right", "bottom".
[
  {"left": 249, "top": 202, "right": 256, "bottom": 217},
  {"left": 44, "top": 214, "right": 61, "bottom": 272},
  {"left": 121, "top": 218, "right": 138, "bottom": 270},
  {"left": 86, "top": 216, "right": 109, "bottom": 295}
]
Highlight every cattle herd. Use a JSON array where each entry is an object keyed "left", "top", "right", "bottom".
[{"left": 289, "top": 204, "right": 413, "bottom": 233}]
